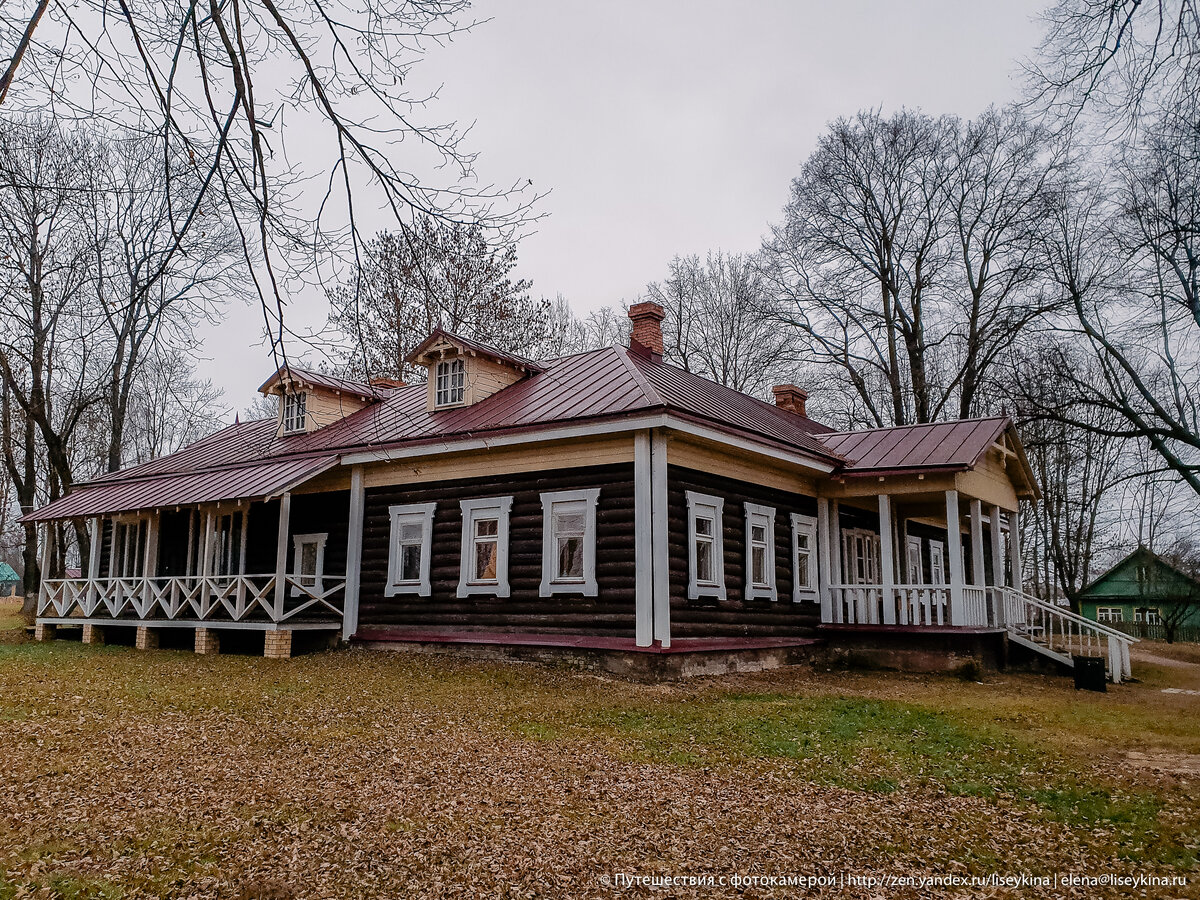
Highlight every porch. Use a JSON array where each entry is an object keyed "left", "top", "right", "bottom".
[{"left": 32, "top": 481, "right": 357, "bottom": 657}]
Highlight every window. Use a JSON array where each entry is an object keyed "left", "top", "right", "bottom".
[
  {"left": 435, "top": 358, "right": 466, "bottom": 406},
  {"left": 282, "top": 390, "right": 307, "bottom": 434},
  {"left": 744, "top": 502, "right": 777, "bottom": 601},
  {"left": 841, "top": 529, "right": 880, "bottom": 585},
  {"left": 1135, "top": 607, "right": 1162, "bottom": 625},
  {"left": 458, "top": 497, "right": 513, "bottom": 597},
  {"left": 686, "top": 491, "right": 726, "bottom": 600},
  {"left": 291, "top": 533, "right": 328, "bottom": 596},
  {"left": 791, "top": 513, "right": 818, "bottom": 602},
  {"left": 386, "top": 503, "right": 436, "bottom": 597},
  {"left": 929, "top": 539, "right": 946, "bottom": 585},
  {"left": 540, "top": 489, "right": 600, "bottom": 596},
  {"left": 1097, "top": 607, "right": 1124, "bottom": 623},
  {"left": 905, "top": 535, "right": 924, "bottom": 585}
]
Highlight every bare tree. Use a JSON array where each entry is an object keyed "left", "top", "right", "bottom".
[
  {"left": 123, "top": 348, "right": 228, "bottom": 465},
  {"left": 644, "top": 251, "right": 796, "bottom": 397},
  {"left": 762, "top": 109, "right": 1056, "bottom": 426},
  {"left": 328, "top": 218, "right": 549, "bottom": 381},
  {"left": 0, "top": 0, "right": 537, "bottom": 367}
]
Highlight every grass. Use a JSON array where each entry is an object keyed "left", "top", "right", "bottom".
[{"left": 0, "top": 627, "right": 1197, "bottom": 897}]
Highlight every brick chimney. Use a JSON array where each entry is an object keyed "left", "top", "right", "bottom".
[
  {"left": 369, "top": 376, "right": 407, "bottom": 389},
  {"left": 627, "top": 301, "right": 665, "bottom": 357},
  {"left": 772, "top": 384, "right": 808, "bottom": 416}
]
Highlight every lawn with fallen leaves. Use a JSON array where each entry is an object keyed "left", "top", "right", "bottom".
[{"left": 0, "top": 611, "right": 1197, "bottom": 898}]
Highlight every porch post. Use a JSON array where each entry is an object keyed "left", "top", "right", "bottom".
[
  {"left": 236, "top": 506, "right": 250, "bottom": 613},
  {"left": 144, "top": 513, "right": 160, "bottom": 577},
  {"left": 273, "top": 492, "right": 292, "bottom": 621},
  {"left": 878, "top": 494, "right": 896, "bottom": 625},
  {"left": 1009, "top": 506, "right": 1024, "bottom": 593},
  {"left": 829, "top": 500, "right": 842, "bottom": 623},
  {"left": 816, "top": 497, "right": 832, "bottom": 623},
  {"left": 945, "top": 490, "right": 965, "bottom": 624},
  {"left": 342, "top": 466, "right": 365, "bottom": 642},
  {"left": 650, "top": 430, "right": 670, "bottom": 648},
  {"left": 989, "top": 504, "right": 1005, "bottom": 627},
  {"left": 200, "top": 508, "right": 216, "bottom": 617},
  {"left": 185, "top": 509, "right": 196, "bottom": 576},
  {"left": 633, "top": 432, "right": 654, "bottom": 647},
  {"left": 969, "top": 498, "right": 985, "bottom": 586},
  {"left": 87, "top": 517, "right": 102, "bottom": 611},
  {"left": 37, "top": 521, "right": 52, "bottom": 614}
]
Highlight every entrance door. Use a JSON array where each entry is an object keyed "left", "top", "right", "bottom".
[{"left": 841, "top": 529, "right": 880, "bottom": 584}]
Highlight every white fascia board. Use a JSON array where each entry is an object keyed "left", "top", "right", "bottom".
[{"left": 337, "top": 413, "right": 837, "bottom": 474}]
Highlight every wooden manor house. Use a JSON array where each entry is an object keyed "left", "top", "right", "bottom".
[{"left": 25, "top": 303, "right": 1136, "bottom": 680}]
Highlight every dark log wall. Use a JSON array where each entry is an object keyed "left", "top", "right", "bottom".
[
  {"left": 358, "top": 464, "right": 636, "bottom": 636},
  {"left": 667, "top": 465, "right": 820, "bottom": 638}
]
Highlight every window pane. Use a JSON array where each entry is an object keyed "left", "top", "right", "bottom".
[
  {"left": 475, "top": 517, "right": 498, "bottom": 538},
  {"left": 557, "top": 536, "right": 584, "bottom": 579},
  {"left": 797, "top": 533, "right": 809, "bottom": 551},
  {"left": 301, "top": 542, "right": 318, "bottom": 586},
  {"left": 696, "top": 517, "right": 713, "bottom": 537},
  {"left": 752, "top": 545, "right": 767, "bottom": 585},
  {"left": 474, "top": 540, "right": 498, "bottom": 581},
  {"left": 399, "top": 522, "right": 423, "bottom": 542},
  {"left": 554, "top": 511, "right": 586, "bottom": 536},
  {"left": 797, "top": 553, "right": 810, "bottom": 588},
  {"left": 751, "top": 524, "right": 766, "bottom": 544},
  {"left": 400, "top": 543, "right": 422, "bottom": 582},
  {"left": 696, "top": 540, "right": 713, "bottom": 583}
]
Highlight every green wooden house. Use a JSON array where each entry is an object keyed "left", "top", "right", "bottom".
[
  {"left": 1079, "top": 547, "right": 1200, "bottom": 637},
  {"left": 0, "top": 562, "right": 18, "bottom": 596}
]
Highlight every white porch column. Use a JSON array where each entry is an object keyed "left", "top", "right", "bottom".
[
  {"left": 185, "top": 509, "right": 197, "bottom": 576},
  {"left": 633, "top": 432, "right": 654, "bottom": 647},
  {"left": 87, "top": 517, "right": 102, "bottom": 611},
  {"left": 200, "top": 508, "right": 216, "bottom": 617},
  {"left": 969, "top": 498, "right": 985, "bottom": 586},
  {"left": 144, "top": 513, "right": 160, "bottom": 577},
  {"left": 878, "top": 494, "right": 896, "bottom": 625},
  {"left": 945, "top": 490, "right": 965, "bottom": 624},
  {"left": 273, "top": 492, "right": 292, "bottom": 621},
  {"left": 816, "top": 497, "right": 832, "bottom": 623},
  {"left": 650, "top": 430, "right": 670, "bottom": 648},
  {"left": 37, "top": 522, "right": 52, "bottom": 613},
  {"left": 238, "top": 507, "right": 250, "bottom": 576},
  {"left": 989, "top": 504, "right": 1005, "bottom": 627},
  {"left": 342, "top": 466, "right": 365, "bottom": 641},
  {"left": 829, "top": 500, "right": 842, "bottom": 623},
  {"left": 1009, "top": 506, "right": 1023, "bottom": 593}
]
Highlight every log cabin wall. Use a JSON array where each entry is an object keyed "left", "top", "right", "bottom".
[
  {"left": 666, "top": 465, "right": 821, "bottom": 638},
  {"left": 358, "top": 463, "right": 636, "bottom": 635}
]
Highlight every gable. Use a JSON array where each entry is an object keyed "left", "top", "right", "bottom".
[{"left": 1080, "top": 550, "right": 1200, "bottom": 601}]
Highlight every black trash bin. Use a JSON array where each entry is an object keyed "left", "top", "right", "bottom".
[{"left": 1073, "top": 655, "right": 1107, "bottom": 692}]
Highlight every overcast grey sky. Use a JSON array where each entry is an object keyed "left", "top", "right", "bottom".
[{"left": 200, "top": 0, "right": 1047, "bottom": 412}]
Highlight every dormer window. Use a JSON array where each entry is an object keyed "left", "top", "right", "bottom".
[
  {"left": 282, "top": 391, "right": 307, "bottom": 434},
  {"left": 435, "top": 358, "right": 465, "bottom": 407}
]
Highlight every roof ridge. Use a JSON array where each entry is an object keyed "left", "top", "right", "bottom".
[{"left": 616, "top": 346, "right": 666, "bottom": 407}]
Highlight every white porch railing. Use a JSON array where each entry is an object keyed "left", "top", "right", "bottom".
[
  {"left": 38, "top": 575, "right": 346, "bottom": 624},
  {"left": 827, "top": 583, "right": 1137, "bottom": 682}
]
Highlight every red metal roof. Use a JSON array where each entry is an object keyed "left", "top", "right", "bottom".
[
  {"left": 817, "top": 418, "right": 1010, "bottom": 472},
  {"left": 27, "top": 454, "right": 339, "bottom": 522},
  {"left": 25, "top": 333, "right": 1036, "bottom": 522}
]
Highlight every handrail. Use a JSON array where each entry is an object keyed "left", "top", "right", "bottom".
[{"left": 1003, "top": 588, "right": 1139, "bottom": 643}]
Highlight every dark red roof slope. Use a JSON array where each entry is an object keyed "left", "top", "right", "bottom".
[
  {"left": 27, "top": 338, "right": 1036, "bottom": 521},
  {"left": 256, "top": 365, "right": 382, "bottom": 399},
  {"left": 817, "top": 418, "right": 1010, "bottom": 472}
]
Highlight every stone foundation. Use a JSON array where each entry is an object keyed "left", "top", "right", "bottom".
[
  {"left": 264, "top": 630, "right": 292, "bottom": 659},
  {"left": 82, "top": 624, "right": 106, "bottom": 645},
  {"left": 135, "top": 626, "right": 158, "bottom": 651},
  {"left": 194, "top": 628, "right": 220, "bottom": 655}
]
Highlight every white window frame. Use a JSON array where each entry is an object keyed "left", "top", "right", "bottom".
[
  {"left": 539, "top": 489, "right": 600, "bottom": 597},
  {"left": 929, "top": 539, "right": 946, "bottom": 585},
  {"left": 686, "top": 491, "right": 726, "bottom": 600},
  {"left": 1135, "top": 607, "right": 1162, "bottom": 625},
  {"left": 458, "top": 496, "right": 513, "bottom": 598},
  {"left": 282, "top": 390, "right": 307, "bottom": 434},
  {"left": 905, "top": 535, "right": 924, "bottom": 585},
  {"left": 791, "top": 512, "right": 817, "bottom": 602},
  {"left": 745, "top": 502, "right": 777, "bottom": 601},
  {"left": 435, "top": 358, "right": 466, "bottom": 407},
  {"left": 291, "top": 532, "right": 328, "bottom": 597},
  {"left": 1096, "top": 606, "right": 1124, "bottom": 623},
  {"left": 385, "top": 502, "right": 437, "bottom": 597}
]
